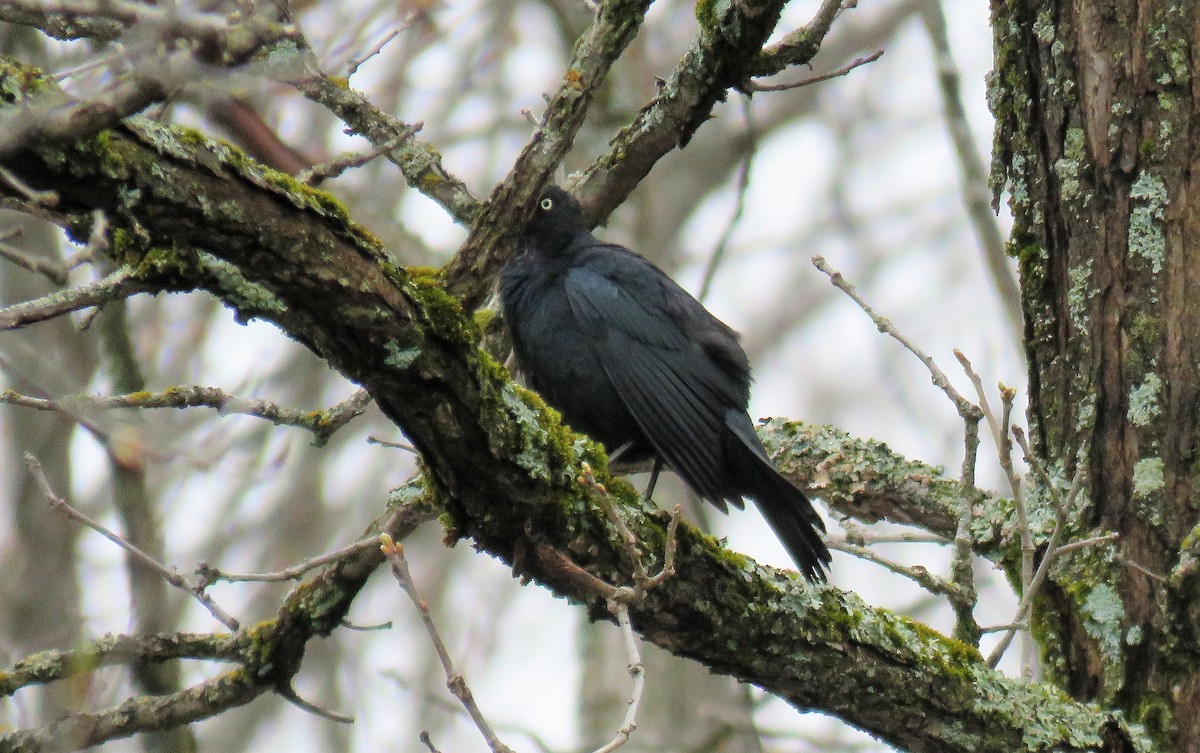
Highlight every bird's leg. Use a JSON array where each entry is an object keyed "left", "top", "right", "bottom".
[{"left": 642, "top": 458, "right": 664, "bottom": 504}]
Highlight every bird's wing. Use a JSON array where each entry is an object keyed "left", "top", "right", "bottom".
[{"left": 563, "top": 255, "right": 744, "bottom": 508}]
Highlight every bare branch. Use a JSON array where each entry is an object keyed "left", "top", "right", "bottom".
[
  {"left": 380, "top": 534, "right": 516, "bottom": 753},
  {"left": 0, "top": 230, "right": 68, "bottom": 285},
  {"left": 441, "top": 0, "right": 655, "bottom": 308},
  {"left": 920, "top": 1, "right": 1021, "bottom": 343},
  {"left": 23, "top": 452, "right": 241, "bottom": 630},
  {"left": 419, "top": 731, "right": 443, "bottom": 753},
  {"left": 276, "top": 684, "right": 354, "bottom": 725},
  {"left": 0, "top": 165, "right": 57, "bottom": 205},
  {"left": 810, "top": 257, "right": 982, "bottom": 640},
  {"left": 827, "top": 540, "right": 969, "bottom": 599},
  {"left": 0, "top": 668, "right": 261, "bottom": 752},
  {"left": 833, "top": 522, "right": 949, "bottom": 546},
  {"left": 367, "top": 435, "right": 418, "bottom": 452},
  {"left": 698, "top": 97, "right": 755, "bottom": 304},
  {"left": 987, "top": 457, "right": 1089, "bottom": 668},
  {"left": 545, "top": 467, "right": 681, "bottom": 753},
  {"left": 293, "top": 78, "right": 477, "bottom": 224},
  {"left": 754, "top": 0, "right": 852, "bottom": 76},
  {"left": 346, "top": 26, "right": 404, "bottom": 78},
  {"left": 812, "top": 255, "right": 982, "bottom": 423},
  {"left": 950, "top": 411, "right": 982, "bottom": 645},
  {"left": 580, "top": 461, "right": 680, "bottom": 601},
  {"left": 577, "top": 0, "right": 858, "bottom": 224}
]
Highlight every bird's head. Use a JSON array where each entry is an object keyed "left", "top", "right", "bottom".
[{"left": 522, "top": 185, "right": 586, "bottom": 250}]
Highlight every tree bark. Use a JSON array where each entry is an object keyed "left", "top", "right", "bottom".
[{"left": 990, "top": 0, "right": 1200, "bottom": 747}]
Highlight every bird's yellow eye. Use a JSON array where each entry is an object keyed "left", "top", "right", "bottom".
[{"left": 540, "top": 198, "right": 553, "bottom": 210}]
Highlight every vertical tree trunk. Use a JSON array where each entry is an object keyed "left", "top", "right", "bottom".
[{"left": 990, "top": 0, "right": 1199, "bottom": 747}]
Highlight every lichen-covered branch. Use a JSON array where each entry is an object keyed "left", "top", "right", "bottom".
[
  {"left": 759, "top": 419, "right": 1009, "bottom": 555},
  {"left": 291, "top": 76, "right": 480, "bottom": 226},
  {"left": 0, "top": 632, "right": 241, "bottom": 698},
  {"left": 2, "top": 386, "right": 371, "bottom": 447}
]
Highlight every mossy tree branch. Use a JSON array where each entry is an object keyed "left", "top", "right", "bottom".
[{"left": 0, "top": 61, "right": 1138, "bottom": 753}]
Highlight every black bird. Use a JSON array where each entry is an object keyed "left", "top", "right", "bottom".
[{"left": 500, "top": 186, "right": 830, "bottom": 581}]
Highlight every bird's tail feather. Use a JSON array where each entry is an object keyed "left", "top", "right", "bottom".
[
  {"left": 749, "top": 472, "right": 830, "bottom": 582},
  {"left": 723, "top": 411, "right": 830, "bottom": 582}
]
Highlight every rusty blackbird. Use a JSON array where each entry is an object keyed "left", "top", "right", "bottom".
[{"left": 500, "top": 186, "right": 830, "bottom": 581}]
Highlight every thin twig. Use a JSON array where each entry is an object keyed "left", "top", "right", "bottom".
[
  {"left": 0, "top": 164, "right": 58, "bottom": 205},
  {"left": 0, "top": 266, "right": 150, "bottom": 331},
  {"left": 298, "top": 126, "right": 422, "bottom": 185},
  {"left": 582, "top": 461, "right": 645, "bottom": 580},
  {"left": 698, "top": 96, "right": 755, "bottom": 304},
  {"left": 826, "top": 540, "right": 969, "bottom": 600},
  {"left": 753, "top": 0, "right": 853, "bottom": 74},
  {"left": 571, "top": 465, "right": 681, "bottom": 753},
  {"left": 367, "top": 436, "right": 418, "bottom": 452},
  {"left": 748, "top": 49, "right": 884, "bottom": 92},
  {"left": 380, "top": 534, "right": 516, "bottom": 753},
  {"left": 340, "top": 618, "right": 393, "bottom": 631},
  {"left": 579, "top": 462, "right": 681, "bottom": 600},
  {"left": 956, "top": 352, "right": 1025, "bottom": 503},
  {"left": 195, "top": 535, "right": 385, "bottom": 585},
  {"left": 812, "top": 256, "right": 982, "bottom": 422},
  {"left": 980, "top": 622, "right": 1027, "bottom": 634},
  {"left": 950, "top": 415, "right": 981, "bottom": 644},
  {"left": 347, "top": 27, "right": 404, "bottom": 77},
  {"left": 591, "top": 603, "right": 645, "bottom": 753},
  {"left": 0, "top": 230, "right": 69, "bottom": 285},
  {"left": 24, "top": 452, "right": 241, "bottom": 630},
  {"left": 836, "top": 520, "right": 949, "bottom": 546},
  {"left": 276, "top": 684, "right": 354, "bottom": 724},
  {"left": 1126, "top": 559, "right": 1168, "bottom": 583},
  {"left": 85, "top": 208, "right": 110, "bottom": 258},
  {"left": 1053, "top": 533, "right": 1119, "bottom": 556},
  {"left": 987, "top": 457, "right": 1089, "bottom": 668},
  {"left": 419, "top": 731, "right": 443, "bottom": 753},
  {"left": 955, "top": 351, "right": 1002, "bottom": 451}
]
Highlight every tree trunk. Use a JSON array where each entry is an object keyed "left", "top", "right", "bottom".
[{"left": 991, "top": 0, "right": 1200, "bottom": 746}]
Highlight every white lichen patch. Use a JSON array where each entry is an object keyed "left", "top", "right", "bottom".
[
  {"left": 1067, "top": 258, "right": 1094, "bottom": 331},
  {"left": 1127, "top": 374, "right": 1162, "bottom": 427},
  {"left": 1081, "top": 583, "right": 1126, "bottom": 691},
  {"left": 1128, "top": 172, "right": 1168, "bottom": 277},
  {"left": 1132, "top": 457, "right": 1164, "bottom": 500},
  {"left": 1054, "top": 127, "right": 1086, "bottom": 203}
]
